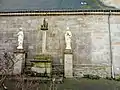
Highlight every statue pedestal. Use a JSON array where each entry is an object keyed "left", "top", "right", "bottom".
[
  {"left": 13, "top": 49, "right": 25, "bottom": 75},
  {"left": 64, "top": 49, "right": 73, "bottom": 78}
]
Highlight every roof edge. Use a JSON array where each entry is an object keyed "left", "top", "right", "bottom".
[{"left": 0, "top": 9, "right": 120, "bottom": 16}]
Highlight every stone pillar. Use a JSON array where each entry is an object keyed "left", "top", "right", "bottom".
[
  {"left": 13, "top": 49, "right": 25, "bottom": 74},
  {"left": 41, "top": 18, "right": 48, "bottom": 53},
  {"left": 42, "top": 31, "right": 47, "bottom": 53},
  {"left": 64, "top": 50, "right": 73, "bottom": 78}
]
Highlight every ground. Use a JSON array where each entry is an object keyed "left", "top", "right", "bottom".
[
  {"left": 57, "top": 78, "right": 120, "bottom": 90},
  {"left": 1, "top": 78, "right": 120, "bottom": 90}
]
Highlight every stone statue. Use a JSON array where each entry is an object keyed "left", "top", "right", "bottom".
[
  {"left": 65, "top": 31, "right": 72, "bottom": 49},
  {"left": 17, "top": 28, "right": 24, "bottom": 49}
]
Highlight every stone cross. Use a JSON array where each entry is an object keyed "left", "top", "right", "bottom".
[
  {"left": 41, "top": 18, "right": 48, "bottom": 30},
  {"left": 41, "top": 18, "right": 48, "bottom": 53}
]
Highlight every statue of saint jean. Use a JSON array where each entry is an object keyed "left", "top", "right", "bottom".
[{"left": 17, "top": 28, "right": 24, "bottom": 49}]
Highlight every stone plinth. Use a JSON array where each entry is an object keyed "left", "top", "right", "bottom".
[
  {"left": 64, "top": 49, "right": 73, "bottom": 78},
  {"left": 13, "top": 49, "right": 25, "bottom": 74}
]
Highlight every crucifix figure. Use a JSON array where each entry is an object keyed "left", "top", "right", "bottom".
[{"left": 41, "top": 18, "right": 48, "bottom": 30}]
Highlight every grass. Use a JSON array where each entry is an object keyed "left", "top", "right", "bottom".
[
  {"left": 57, "top": 78, "right": 120, "bottom": 90},
  {"left": 82, "top": 5, "right": 92, "bottom": 9}
]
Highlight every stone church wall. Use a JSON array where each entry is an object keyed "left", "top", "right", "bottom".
[{"left": 0, "top": 14, "right": 119, "bottom": 77}]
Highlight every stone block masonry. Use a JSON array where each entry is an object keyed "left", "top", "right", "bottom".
[{"left": 0, "top": 14, "right": 119, "bottom": 78}]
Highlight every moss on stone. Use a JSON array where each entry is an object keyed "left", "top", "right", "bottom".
[
  {"left": 33, "top": 62, "right": 51, "bottom": 68},
  {"left": 32, "top": 54, "right": 52, "bottom": 68},
  {"left": 34, "top": 54, "right": 52, "bottom": 61}
]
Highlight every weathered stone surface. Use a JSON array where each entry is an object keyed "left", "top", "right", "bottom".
[
  {"left": 74, "top": 65, "right": 111, "bottom": 78},
  {"left": 31, "top": 67, "right": 51, "bottom": 73},
  {"left": 13, "top": 50, "right": 25, "bottom": 74},
  {"left": 109, "top": 23, "right": 120, "bottom": 77},
  {"left": 64, "top": 54, "right": 73, "bottom": 78},
  {"left": 0, "top": 15, "right": 114, "bottom": 77}
]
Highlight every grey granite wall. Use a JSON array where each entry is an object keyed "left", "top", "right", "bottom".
[
  {"left": 0, "top": 15, "right": 117, "bottom": 77},
  {"left": 109, "top": 15, "right": 120, "bottom": 77}
]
